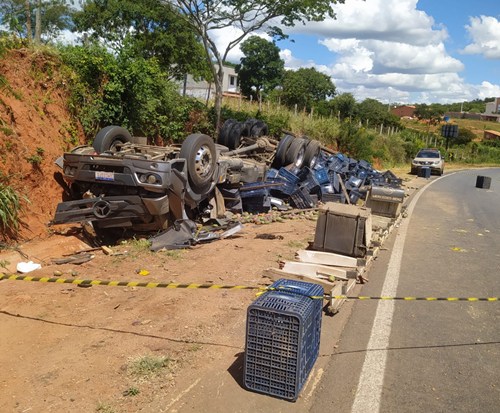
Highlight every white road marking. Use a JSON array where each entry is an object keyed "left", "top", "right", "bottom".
[
  {"left": 304, "top": 368, "right": 324, "bottom": 402},
  {"left": 163, "top": 378, "right": 201, "bottom": 412},
  {"left": 351, "top": 175, "right": 447, "bottom": 413}
]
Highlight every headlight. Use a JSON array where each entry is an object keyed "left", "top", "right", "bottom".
[
  {"left": 138, "top": 173, "right": 162, "bottom": 185},
  {"left": 433, "top": 161, "right": 440, "bottom": 165}
]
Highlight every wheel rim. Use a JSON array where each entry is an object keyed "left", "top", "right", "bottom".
[
  {"left": 294, "top": 146, "right": 306, "bottom": 168},
  {"left": 309, "top": 153, "right": 319, "bottom": 168},
  {"left": 194, "top": 144, "right": 214, "bottom": 178},
  {"left": 109, "top": 139, "right": 124, "bottom": 152}
]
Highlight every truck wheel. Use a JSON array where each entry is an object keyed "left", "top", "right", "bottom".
[
  {"left": 226, "top": 122, "right": 245, "bottom": 150},
  {"left": 180, "top": 134, "right": 217, "bottom": 194},
  {"left": 217, "top": 119, "right": 237, "bottom": 147},
  {"left": 285, "top": 138, "right": 307, "bottom": 169},
  {"left": 303, "top": 139, "right": 321, "bottom": 168},
  {"left": 244, "top": 119, "right": 268, "bottom": 137},
  {"left": 272, "top": 134, "right": 295, "bottom": 169},
  {"left": 93, "top": 126, "right": 132, "bottom": 153}
]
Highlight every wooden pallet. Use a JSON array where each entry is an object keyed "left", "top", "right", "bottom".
[{"left": 262, "top": 210, "right": 404, "bottom": 315}]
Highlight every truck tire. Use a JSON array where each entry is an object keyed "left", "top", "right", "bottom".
[
  {"left": 303, "top": 139, "right": 321, "bottom": 168},
  {"left": 93, "top": 126, "right": 132, "bottom": 153},
  {"left": 218, "top": 119, "right": 237, "bottom": 147},
  {"left": 226, "top": 122, "right": 245, "bottom": 150},
  {"left": 244, "top": 119, "right": 268, "bottom": 137},
  {"left": 180, "top": 134, "right": 217, "bottom": 194},
  {"left": 272, "top": 134, "right": 295, "bottom": 169},
  {"left": 285, "top": 137, "right": 307, "bottom": 169}
]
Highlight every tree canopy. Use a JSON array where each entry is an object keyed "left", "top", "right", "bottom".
[
  {"left": 236, "top": 36, "right": 284, "bottom": 100},
  {"left": 0, "top": 0, "right": 74, "bottom": 42},
  {"left": 281, "top": 67, "right": 336, "bottom": 110},
  {"left": 73, "top": 0, "right": 209, "bottom": 80},
  {"left": 330, "top": 92, "right": 356, "bottom": 120},
  {"left": 169, "top": 0, "right": 345, "bottom": 127}
]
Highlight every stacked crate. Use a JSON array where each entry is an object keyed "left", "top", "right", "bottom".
[{"left": 244, "top": 279, "right": 323, "bottom": 401}]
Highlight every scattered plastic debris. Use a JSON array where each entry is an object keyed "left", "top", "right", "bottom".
[{"left": 16, "top": 261, "right": 41, "bottom": 273}]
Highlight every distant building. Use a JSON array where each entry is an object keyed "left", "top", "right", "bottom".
[
  {"left": 180, "top": 65, "right": 240, "bottom": 100},
  {"left": 484, "top": 130, "right": 500, "bottom": 140},
  {"left": 481, "top": 97, "right": 500, "bottom": 122},
  {"left": 445, "top": 112, "right": 482, "bottom": 120},
  {"left": 390, "top": 105, "right": 416, "bottom": 118}
]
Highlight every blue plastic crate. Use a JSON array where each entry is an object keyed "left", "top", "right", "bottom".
[
  {"left": 241, "top": 195, "right": 271, "bottom": 214},
  {"left": 240, "top": 185, "right": 268, "bottom": 199},
  {"left": 299, "top": 170, "right": 320, "bottom": 194},
  {"left": 290, "top": 188, "right": 316, "bottom": 209},
  {"left": 314, "top": 168, "right": 329, "bottom": 185},
  {"left": 267, "top": 177, "right": 296, "bottom": 196},
  {"left": 269, "top": 279, "right": 324, "bottom": 313},
  {"left": 321, "top": 193, "right": 345, "bottom": 203},
  {"left": 244, "top": 282, "right": 323, "bottom": 401},
  {"left": 278, "top": 167, "right": 300, "bottom": 185},
  {"left": 266, "top": 168, "right": 280, "bottom": 179}
]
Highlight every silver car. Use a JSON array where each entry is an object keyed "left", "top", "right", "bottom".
[{"left": 411, "top": 149, "right": 444, "bottom": 176}]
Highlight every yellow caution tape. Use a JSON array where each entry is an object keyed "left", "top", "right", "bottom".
[{"left": 0, "top": 274, "right": 498, "bottom": 302}]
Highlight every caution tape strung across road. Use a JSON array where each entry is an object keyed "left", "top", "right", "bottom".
[{"left": 0, "top": 274, "right": 498, "bottom": 302}]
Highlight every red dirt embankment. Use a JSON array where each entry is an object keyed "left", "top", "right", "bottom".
[{"left": 0, "top": 48, "right": 85, "bottom": 241}]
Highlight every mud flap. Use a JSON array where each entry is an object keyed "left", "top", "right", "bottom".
[{"left": 149, "top": 219, "right": 197, "bottom": 251}]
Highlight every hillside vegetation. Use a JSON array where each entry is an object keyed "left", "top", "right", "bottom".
[{"left": 1, "top": 37, "right": 499, "bottom": 242}]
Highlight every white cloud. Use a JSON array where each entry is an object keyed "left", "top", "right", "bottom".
[
  {"left": 209, "top": 26, "right": 272, "bottom": 63},
  {"left": 462, "top": 16, "right": 500, "bottom": 59},
  {"left": 476, "top": 81, "right": 500, "bottom": 99},
  {"left": 280, "top": 49, "right": 323, "bottom": 70},
  {"left": 275, "top": 1, "right": 500, "bottom": 103},
  {"left": 202, "top": 0, "right": 499, "bottom": 103},
  {"left": 292, "top": 0, "right": 448, "bottom": 46}
]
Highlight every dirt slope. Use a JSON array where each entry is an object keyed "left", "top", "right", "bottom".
[
  {"left": 0, "top": 48, "right": 85, "bottom": 241},
  {"left": 0, "top": 48, "right": 326, "bottom": 413}
]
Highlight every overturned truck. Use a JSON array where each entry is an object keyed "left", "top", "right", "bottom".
[
  {"left": 52, "top": 120, "right": 320, "bottom": 238},
  {"left": 52, "top": 118, "right": 404, "bottom": 242}
]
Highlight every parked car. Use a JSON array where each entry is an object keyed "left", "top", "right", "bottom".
[{"left": 411, "top": 148, "right": 444, "bottom": 176}]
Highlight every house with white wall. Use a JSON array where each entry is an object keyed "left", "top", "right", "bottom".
[{"left": 180, "top": 65, "right": 239, "bottom": 100}]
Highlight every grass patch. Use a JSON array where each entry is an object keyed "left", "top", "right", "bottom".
[
  {"left": 287, "top": 240, "right": 308, "bottom": 249},
  {"left": 0, "top": 182, "right": 23, "bottom": 238},
  {"left": 122, "top": 386, "right": 140, "bottom": 396},
  {"left": 127, "top": 354, "right": 175, "bottom": 380},
  {"left": 160, "top": 249, "right": 185, "bottom": 260},
  {"left": 125, "top": 237, "right": 152, "bottom": 252},
  {"left": 96, "top": 402, "right": 115, "bottom": 413}
]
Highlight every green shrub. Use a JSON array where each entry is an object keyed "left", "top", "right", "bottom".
[{"left": 0, "top": 182, "right": 22, "bottom": 238}]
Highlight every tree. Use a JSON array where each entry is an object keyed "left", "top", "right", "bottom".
[
  {"left": 169, "top": 0, "right": 345, "bottom": 128},
  {"left": 356, "top": 98, "right": 400, "bottom": 128},
  {"left": 0, "top": 0, "right": 74, "bottom": 43},
  {"left": 236, "top": 36, "right": 284, "bottom": 101},
  {"left": 453, "top": 127, "right": 474, "bottom": 147},
  {"left": 414, "top": 103, "right": 445, "bottom": 125},
  {"left": 281, "top": 67, "right": 336, "bottom": 111},
  {"left": 330, "top": 92, "right": 356, "bottom": 120},
  {"left": 73, "top": 0, "right": 209, "bottom": 80}
]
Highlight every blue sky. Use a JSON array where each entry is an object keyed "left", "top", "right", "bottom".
[{"left": 216, "top": 0, "right": 500, "bottom": 104}]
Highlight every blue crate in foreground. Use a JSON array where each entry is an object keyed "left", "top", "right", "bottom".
[{"left": 244, "top": 280, "right": 323, "bottom": 401}]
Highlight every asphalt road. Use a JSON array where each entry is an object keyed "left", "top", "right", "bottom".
[{"left": 312, "top": 168, "right": 500, "bottom": 413}]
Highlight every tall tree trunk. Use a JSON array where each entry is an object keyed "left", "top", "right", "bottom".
[
  {"left": 24, "top": 0, "right": 32, "bottom": 42},
  {"left": 34, "top": 0, "right": 42, "bottom": 44},
  {"left": 214, "top": 67, "right": 224, "bottom": 133}
]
